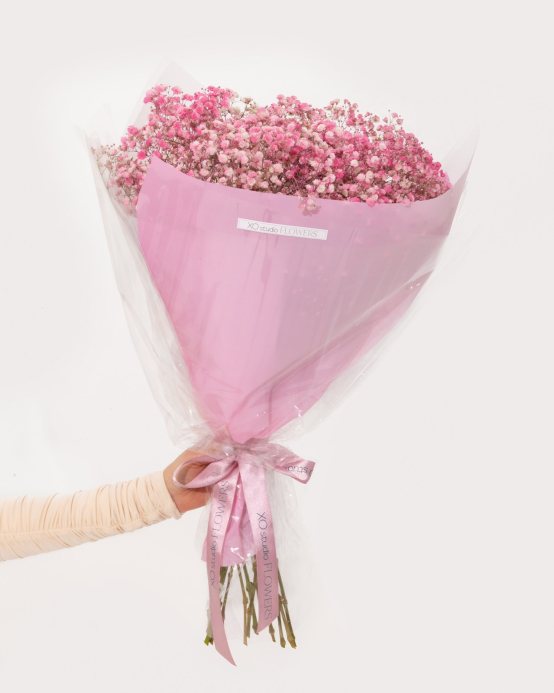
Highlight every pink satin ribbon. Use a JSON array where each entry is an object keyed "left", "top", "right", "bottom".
[{"left": 173, "top": 440, "right": 315, "bottom": 665}]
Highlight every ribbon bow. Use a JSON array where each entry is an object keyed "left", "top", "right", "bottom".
[{"left": 173, "top": 439, "right": 315, "bottom": 665}]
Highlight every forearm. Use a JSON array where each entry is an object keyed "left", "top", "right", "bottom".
[{"left": 0, "top": 470, "right": 182, "bottom": 561}]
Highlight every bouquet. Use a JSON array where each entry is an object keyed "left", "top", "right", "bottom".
[{"left": 87, "top": 67, "right": 477, "bottom": 665}]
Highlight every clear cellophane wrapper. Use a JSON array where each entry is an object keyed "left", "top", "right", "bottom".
[{"left": 84, "top": 63, "right": 478, "bottom": 663}]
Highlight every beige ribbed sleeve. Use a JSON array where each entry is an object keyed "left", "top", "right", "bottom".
[{"left": 0, "top": 470, "right": 182, "bottom": 561}]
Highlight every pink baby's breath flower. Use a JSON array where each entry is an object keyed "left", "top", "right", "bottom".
[{"left": 94, "top": 84, "right": 450, "bottom": 213}]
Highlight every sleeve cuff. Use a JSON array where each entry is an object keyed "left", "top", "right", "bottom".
[{"left": 147, "top": 470, "right": 183, "bottom": 520}]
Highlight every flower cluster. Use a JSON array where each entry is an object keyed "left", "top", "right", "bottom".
[{"left": 93, "top": 85, "right": 450, "bottom": 212}]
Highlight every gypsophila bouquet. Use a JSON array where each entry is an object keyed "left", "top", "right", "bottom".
[
  {"left": 93, "top": 85, "right": 450, "bottom": 213},
  {"left": 88, "top": 72, "right": 475, "bottom": 665}
]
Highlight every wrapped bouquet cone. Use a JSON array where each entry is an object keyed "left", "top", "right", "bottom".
[{"left": 86, "top": 67, "right": 477, "bottom": 665}]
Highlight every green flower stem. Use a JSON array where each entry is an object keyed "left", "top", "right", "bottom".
[
  {"left": 279, "top": 596, "right": 296, "bottom": 648},
  {"left": 278, "top": 570, "right": 296, "bottom": 648},
  {"left": 221, "top": 565, "right": 234, "bottom": 621},
  {"left": 251, "top": 560, "right": 259, "bottom": 633},
  {"left": 204, "top": 618, "right": 213, "bottom": 646},
  {"left": 268, "top": 622, "right": 276, "bottom": 642},
  {"left": 237, "top": 564, "right": 249, "bottom": 645},
  {"left": 243, "top": 563, "right": 257, "bottom": 639},
  {"left": 276, "top": 610, "right": 286, "bottom": 648},
  {"left": 220, "top": 565, "right": 229, "bottom": 588}
]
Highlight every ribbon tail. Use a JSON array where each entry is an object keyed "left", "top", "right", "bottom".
[
  {"left": 206, "top": 467, "right": 239, "bottom": 665},
  {"left": 239, "top": 461, "right": 279, "bottom": 634}
]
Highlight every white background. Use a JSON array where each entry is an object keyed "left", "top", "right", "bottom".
[{"left": 1, "top": 2, "right": 552, "bottom": 692}]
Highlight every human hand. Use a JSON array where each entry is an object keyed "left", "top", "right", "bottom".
[{"left": 163, "top": 448, "right": 214, "bottom": 515}]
